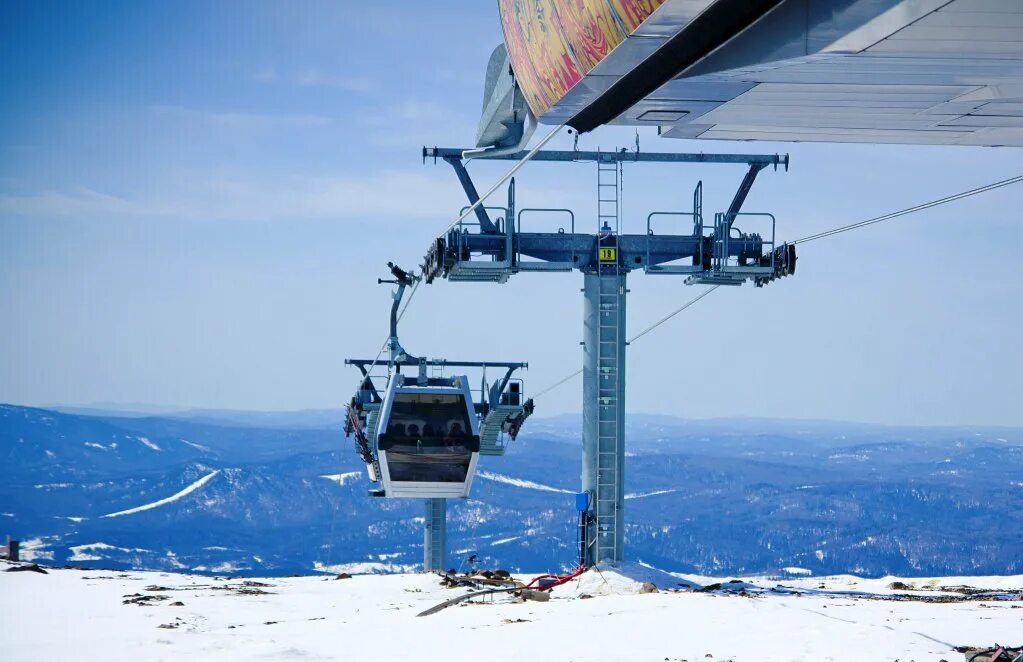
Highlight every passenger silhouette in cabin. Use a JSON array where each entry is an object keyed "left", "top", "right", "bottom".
[{"left": 443, "top": 422, "right": 465, "bottom": 452}]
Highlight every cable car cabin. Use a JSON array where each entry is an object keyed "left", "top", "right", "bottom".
[
  {"left": 344, "top": 356, "right": 532, "bottom": 498},
  {"left": 375, "top": 374, "right": 480, "bottom": 498}
]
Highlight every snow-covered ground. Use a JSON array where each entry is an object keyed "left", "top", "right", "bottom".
[{"left": 2, "top": 561, "right": 1020, "bottom": 661}]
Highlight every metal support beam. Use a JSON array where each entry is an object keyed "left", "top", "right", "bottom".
[
  {"left": 424, "top": 498, "right": 446, "bottom": 571},
  {"left": 426, "top": 146, "right": 787, "bottom": 168},
  {"left": 565, "top": 0, "right": 784, "bottom": 133},
  {"left": 723, "top": 163, "right": 767, "bottom": 231},
  {"left": 582, "top": 272, "right": 626, "bottom": 566},
  {"left": 346, "top": 358, "right": 527, "bottom": 370},
  {"left": 443, "top": 157, "right": 498, "bottom": 234}
]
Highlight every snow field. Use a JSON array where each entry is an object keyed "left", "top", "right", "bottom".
[{"left": 1, "top": 564, "right": 1020, "bottom": 661}]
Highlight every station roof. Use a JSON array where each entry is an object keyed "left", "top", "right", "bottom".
[{"left": 500, "top": 0, "right": 1023, "bottom": 146}]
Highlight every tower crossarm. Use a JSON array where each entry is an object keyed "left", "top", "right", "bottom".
[
  {"left": 424, "top": 146, "right": 787, "bottom": 169},
  {"left": 425, "top": 222, "right": 792, "bottom": 285},
  {"left": 421, "top": 147, "right": 795, "bottom": 287}
]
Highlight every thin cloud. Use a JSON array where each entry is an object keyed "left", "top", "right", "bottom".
[
  {"left": 0, "top": 168, "right": 591, "bottom": 226},
  {"left": 150, "top": 105, "right": 331, "bottom": 129},
  {"left": 0, "top": 187, "right": 140, "bottom": 218},
  {"left": 295, "top": 69, "right": 375, "bottom": 92},
  {"left": 251, "top": 66, "right": 279, "bottom": 83},
  {"left": 353, "top": 100, "right": 478, "bottom": 149},
  {"left": 252, "top": 66, "right": 376, "bottom": 93},
  {"left": 358, "top": 100, "right": 457, "bottom": 127},
  {"left": 0, "top": 170, "right": 463, "bottom": 222}
]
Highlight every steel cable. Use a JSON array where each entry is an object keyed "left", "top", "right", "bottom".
[
  {"left": 439, "top": 124, "right": 565, "bottom": 236},
  {"left": 346, "top": 128, "right": 564, "bottom": 400},
  {"left": 356, "top": 125, "right": 564, "bottom": 379},
  {"left": 530, "top": 285, "right": 719, "bottom": 399},
  {"left": 627, "top": 284, "right": 721, "bottom": 344},
  {"left": 793, "top": 174, "right": 1023, "bottom": 244},
  {"left": 531, "top": 171, "right": 1023, "bottom": 401}
]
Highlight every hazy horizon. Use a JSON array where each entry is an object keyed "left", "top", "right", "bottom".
[{"left": 9, "top": 400, "right": 1022, "bottom": 432}]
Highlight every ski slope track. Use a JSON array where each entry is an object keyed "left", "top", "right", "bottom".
[
  {"left": 476, "top": 470, "right": 574, "bottom": 494},
  {"left": 100, "top": 470, "right": 220, "bottom": 518},
  {"left": 319, "top": 471, "right": 361, "bottom": 486},
  {"left": 2, "top": 562, "right": 1020, "bottom": 661}
]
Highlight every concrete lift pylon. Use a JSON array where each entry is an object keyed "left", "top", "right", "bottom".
[{"left": 419, "top": 145, "right": 796, "bottom": 567}]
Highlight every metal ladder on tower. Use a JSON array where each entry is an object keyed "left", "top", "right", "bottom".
[
  {"left": 597, "top": 154, "right": 620, "bottom": 235},
  {"left": 595, "top": 154, "right": 622, "bottom": 563},
  {"left": 424, "top": 497, "right": 446, "bottom": 571}
]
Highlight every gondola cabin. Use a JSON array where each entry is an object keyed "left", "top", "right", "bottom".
[{"left": 375, "top": 374, "right": 480, "bottom": 498}]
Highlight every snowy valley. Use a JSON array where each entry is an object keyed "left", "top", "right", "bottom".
[{"left": 3, "top": 404, "right": 1022, "bottom": 579}]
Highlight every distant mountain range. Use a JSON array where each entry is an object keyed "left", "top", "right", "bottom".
[
  {"left": 3, "top": 403, "right": 1021, "bottom": 577},
  {"left": 50, "top": 404, "right": 347, "bottom": 429}
]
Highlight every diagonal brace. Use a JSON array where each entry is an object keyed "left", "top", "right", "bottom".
[
  {"left": 724, "top": 162, "right": 767, "bottom": 231},
  {"left": 443, "top": 156, "right": 499, "bottom": 234}
]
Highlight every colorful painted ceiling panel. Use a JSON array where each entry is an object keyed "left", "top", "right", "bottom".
[{"left": 498, "top": 0, "right": 666, "bottom": 117}]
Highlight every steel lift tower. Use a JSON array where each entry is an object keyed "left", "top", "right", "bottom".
[{"left": 420, "top": 146, "right": 796, "bottom": 567}]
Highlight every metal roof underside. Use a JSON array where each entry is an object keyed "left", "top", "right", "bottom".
[{"left": 545, "top": 0, "right": 1023, "bottom": 146}]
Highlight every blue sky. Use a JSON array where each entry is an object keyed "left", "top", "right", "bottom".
[{"left": 2, "top": 1, "right": 1022, "bottom": 425}]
